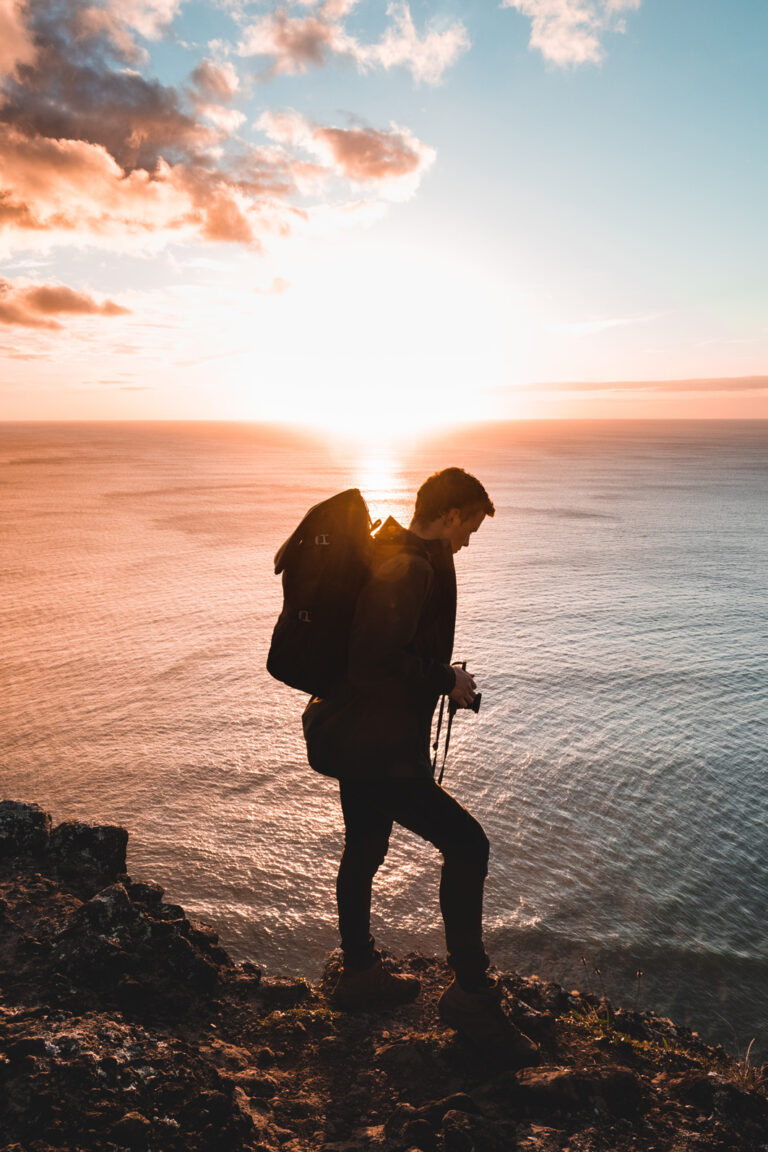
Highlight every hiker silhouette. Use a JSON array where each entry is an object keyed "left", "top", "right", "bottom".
[{"left": 296, "top": 467, "right": 537, "bottom": 1061}]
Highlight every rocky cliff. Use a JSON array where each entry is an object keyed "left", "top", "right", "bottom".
[{"left": 1, "top": 800, "right": 766, "bottom": 1152}]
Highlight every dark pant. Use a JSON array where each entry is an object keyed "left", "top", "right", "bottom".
[{"left": 336, "top": 777, "right": 490, "bottom": 988}]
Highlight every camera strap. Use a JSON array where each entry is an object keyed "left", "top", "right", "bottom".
[{"left": 431, "top": 694, "right": 457, "bottom": 786}]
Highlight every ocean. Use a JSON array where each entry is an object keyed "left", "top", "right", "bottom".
[{"left": 2, "top": 420, "right": 767, "bottom": 1056}]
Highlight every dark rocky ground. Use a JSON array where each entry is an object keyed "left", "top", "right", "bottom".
[{"left": 1, "top": 800, "right": 766, "bottom": 1152}]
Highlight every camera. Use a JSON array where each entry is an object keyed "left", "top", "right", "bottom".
[{"left": 449, "top": 661, "right": 481, "bottom": 715}]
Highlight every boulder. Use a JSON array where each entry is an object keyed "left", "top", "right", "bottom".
[
  {"left": 0, "top": 801, "right": 51, "bottom": 857},
  {"left": 110, "top": 1110, "right": 152, "bottom": 1148},
  {"left": 49, "top": 820, "right": 128, "bottom": 879},
  {"left": 258, "top": 977, "right": 311, "bottom": 1008},
  {"left": 514, "top": 1065, "right": 644, "bottom": 1117}
]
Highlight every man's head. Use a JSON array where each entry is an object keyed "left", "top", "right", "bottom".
[{"left": 411, "top": 467, "right": 494, "bottom": 554}]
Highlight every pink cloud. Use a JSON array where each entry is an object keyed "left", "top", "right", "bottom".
[
  {"left": 238, "top": 0, "right": 468, "bottom": 85},
  {"left": 315, "top": 125, "right": 424, "bottom": 183},
  {"left": 190, "top": 59, "right": 240, "bottom": 102},
  {"left": 258, "top": 110, "right": 435, "bottom": 196},
  {"left": 0, "top": 1, "right": 437, "bottom": 260},
  {"left": 238, "top": 6, "right": 357, "bottom": 77},
  {"left": 363, "top": 2, "right": 470, "bottom": 86},
  {"left": 0, "top": 277, "right": 130, "bottom": 329},
  {"left": 503, "top": 0, "right": 641, "bottom": 66},
  {"left": 0, "top": 0, "right": 36, "bottom": 79},
  {"left": 79, "top": 0, "right": 181, "bottom": 63}
]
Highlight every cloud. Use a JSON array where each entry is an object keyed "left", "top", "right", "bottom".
[
  {"left": 0, "top": 123, "right": 213, "bottom": 245},
  {"left": 0, "top": 0, "right": 36, "bottom": 79},
  {"left": 0, "top": 9, "right": 217, "bottom": 175},
  {"left": 315, "top": 124, "right": 430, "bottom": 185},
  {"left": 524, "top": 376, "right": 768, "bottom": 393},
  {"left": 190, "top": 58, "right": 240, "bottom": 102},
  {"left": 0, "top": 341, "right": 49, "bottom": 359},
  {"left": 189, "top": 58, "right": 244, "bottom": 132},
  {"left": 0, "top": 0, "right": 437, "bottom": 264},
  {"left": 78, "top": 0, "right": 182, "bottom": 63},
  {"left": 258, "top": 110, "right": 435, "bottom": 198},
  {"left": 0, "top": 277, "right": 130, "bottom": 329},
  {"left": 198, "top": 104, "right": 247, "bottom": 133},
  {"left": 238, "top": 5, "right": 358, "bottom": 77},
  {"left": 502, "top": 0, "right": 641, "bottom": 66},
  {"left": 237, "top": 0, "right": 468, "bottom": 85},
  {"left": 363, "top": 1, "right": 470, "bottom": 86}
]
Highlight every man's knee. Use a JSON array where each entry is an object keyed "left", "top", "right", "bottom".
[
  {"left": 444, "top": 819, "right": 489, "bottom": 876},
  {"left": 341, "top": 833, "right": 390, "bottom": 878}
]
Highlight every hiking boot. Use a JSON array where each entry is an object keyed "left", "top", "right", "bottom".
[
  {"left": 330, "top": 957, "right": 420, "bottom": 1011},
  {"left": 438, "top": 978, "right": 539, "bottom": 1067}
]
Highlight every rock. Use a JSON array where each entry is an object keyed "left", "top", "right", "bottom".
[
  {"left": 127, "top": 880, "right": 165, "bottom": 906},
  {"left": 613, "top": 1007, "right": 649, "bottom": 1039},
  {"left": 374, "top": 1039, "right": 426, "bottom": 1076},
  {"left": 48, "top": 821, "right": 128, "bottom": 879},
  {"left": 667, "top": 1071, "right": 717, "bottom": 1112},
  {"left": 157, "top": 901, "right": 187, "bottom": 921},
  {"left": 712, "top": 1079, "right": 768, "bottom": 1125},
  {"left": 510, "top": 1002, "right": 556, "bottom": 1043},
  {"left": 441, "top": 1112, "right": 475, "bottom": 1152},
  {"left": 229, "top": 1070, "right": 279, "bottom": 1098},
  {"left": 259, "top": 977, "right": 312, "bottom": 1008},
  {"left": 0, "top": 801, "right": 51, "bottom": 856},
  {"left": 400, "top": 1117, "right": 436, "bottom": 1150},
  {"left": 5, "top": 1036, "right": 49, "bottom": 1060},
  {"left": 415, "top": 1093, "right": 481, "bottom": 1127},
  {"left": 513, "top": 1124, "right": 561, "bottom": 1152},
  {"left": 110, "top": 1110, "right": 152, "bottom": 1147},
  {"left": 76, "top": 882, "right": 132, "bottom": 929},
  {"left": 189, "top": 918, "right": 220, "bottom": 946},
  {"left": 197, "top": 1088, "right": 233, "bottom": 1119},
  {"left": 384, "top": 1102, "right": 417, "bottom": 1137},
  {"left": 514, "top": 1066, "right": 644, "bottom": 1117},
  {"left": 3, "top": 803, "right": 767, "bottom": 1152}
]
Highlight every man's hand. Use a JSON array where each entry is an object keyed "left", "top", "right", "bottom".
[{"left": 449, "top": 666, "right": 476, "bottom": 708}]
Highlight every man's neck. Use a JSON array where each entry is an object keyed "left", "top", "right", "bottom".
[{"left": 409, "top": 517, "right": 447, "bottom": 542}]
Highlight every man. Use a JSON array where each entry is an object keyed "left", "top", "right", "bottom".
[{"left": 303, "top": 467, "right": 536, "bottom": 1062}]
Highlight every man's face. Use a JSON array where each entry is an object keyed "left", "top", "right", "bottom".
[{"left": 443, "top": 507, "right": 486, "bottom": 554}]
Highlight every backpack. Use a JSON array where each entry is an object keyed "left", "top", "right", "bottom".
[{"left": 267, "top": 489, "right": 380, "bottom": 697}]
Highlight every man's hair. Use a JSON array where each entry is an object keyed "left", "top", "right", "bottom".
[{"left": 413, "top": 467, "right": 495, "bottom": 524}]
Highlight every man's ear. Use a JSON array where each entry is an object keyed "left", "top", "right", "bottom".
[{"left": 443, "top": 507, "right": 462, "bottom": 526}]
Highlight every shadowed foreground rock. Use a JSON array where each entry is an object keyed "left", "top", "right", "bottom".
[{"left": 1, "top": 800, "right": 766, "bottom": 1152}]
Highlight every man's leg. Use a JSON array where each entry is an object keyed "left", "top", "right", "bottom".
[
  {"left": 386, "top": 777, "right": 537, "bottom": 1062},
  {"left": 336, "top": 780, "right": 393, "bottom": 969},
  {"left": 331, "top": 779, "right": 420, "bottom": 1008},
  {"left": 385, "top": 777, "right": 491, "bottom": 990}
]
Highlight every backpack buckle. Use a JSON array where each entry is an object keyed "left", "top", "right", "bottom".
[
  {"left": 298, "top": 610, "right": 312, "bottom": 622},
  {"left": 314, "top": 534, "right": 330, "bottom": 545}
]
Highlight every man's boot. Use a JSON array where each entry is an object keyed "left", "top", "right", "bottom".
[
  {"left": 330, "top": 956, "right": 420, "bottom": 1011},
  {"left": 438, "top": 977, "right": 539, "bottom": 1067}
]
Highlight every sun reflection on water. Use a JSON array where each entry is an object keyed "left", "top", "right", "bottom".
[
  {"left": 350, "top": 441, "right": 412, "bottom": 525},
  {"left": 356, "top": 450, "right": 398, "bottom": 501}
]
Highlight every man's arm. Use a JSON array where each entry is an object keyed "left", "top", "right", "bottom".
[{"left": 347, "top": 553, "right": 456, "bottom": 696}]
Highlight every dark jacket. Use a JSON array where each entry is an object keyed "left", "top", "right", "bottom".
[{"left": 302, "top": 517, "right": 457, "bottom": 780}]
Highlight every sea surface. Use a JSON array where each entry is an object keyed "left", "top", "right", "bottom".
[{"left": 2, "top": 420, "right": 767, "bottom": 1056}]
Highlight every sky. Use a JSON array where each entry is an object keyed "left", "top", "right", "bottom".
[{"left": 0, "top": 0, "right": 766, "bottom": 430}]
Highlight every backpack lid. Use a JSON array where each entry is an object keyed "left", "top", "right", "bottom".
[{"left": 273, "top": 488, "right": 372, "bottom": 575}]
